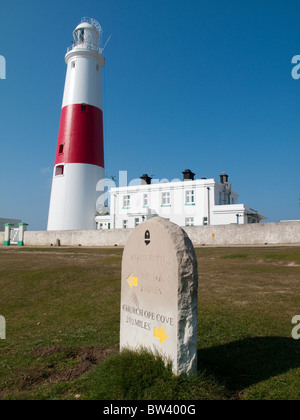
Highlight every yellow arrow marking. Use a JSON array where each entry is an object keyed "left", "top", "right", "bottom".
[
  {"left": 126, "top": 273, "right": 138, "bottom": 289},
  {"left": 154, "top": 325, "right": 168, "bottom": 344}
]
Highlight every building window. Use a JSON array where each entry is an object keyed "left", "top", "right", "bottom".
[
  {"left": 123, "top": 220, "right": 128, "bottom": 229},
  {"left": 203, "top": 217, "right": 208, "bottom": 226},
  {"left": 55, "top": 165, "right": 64, "bottom": 176},
  {"left": 185, "top": 217, "right": 194, "bottom": 226},
  {"left": 123, "top": 195, "right": 130, "bottom": 208},
  {"left": 185, "top": 190, "right": 195, "bottom": 205},
  {"left": 143, "top": 194, "right": 149, "bottom": 207},
  {"left": 71, "top": 61, "right": 76, "bottom": 68},
  {"left": 81, "top": 104, "right": 87, "bottom": 112},
  {"left": 134, "top": 218, "right": 140, "bottom": 227},
  {"left": 96, "top": 64, "right": 100, "bottom": 71},
  {"left": 58, "top": 144, "right": 64, "bottom": 154},
  {"left": 161, "top": 192, "right": 171, "bottom": 206}
]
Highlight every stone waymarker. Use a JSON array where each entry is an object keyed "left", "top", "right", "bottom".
[
  {"left": 0, "top": 316, "right": 5, "bottom": 340},
  {"left": 120, "top": 217, "right": 198, "bottom": 376}
]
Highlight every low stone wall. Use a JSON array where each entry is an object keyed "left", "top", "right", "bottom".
[
  {"left": 22, "top": 228, "right": 132, "bottom": 247},
  {"left": 184, "top": 221, "right": 300, "bottom": 246},
  {"left": 1, "top": 221, "right": 299, "bottom": 248}
]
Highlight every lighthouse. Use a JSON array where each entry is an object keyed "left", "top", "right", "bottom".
[{"left": 47, "top": 18, "right": 105, "bottom": 231}]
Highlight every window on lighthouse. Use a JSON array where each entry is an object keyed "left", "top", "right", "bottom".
[
  {"left": 55, "top": 165, "right": 64, "bottom": 176},
  {"left": 79, "top": 29, "right": 84, "bottom": 43}
]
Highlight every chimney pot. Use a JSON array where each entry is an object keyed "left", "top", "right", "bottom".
[
  {"left": 220, "top": 172, "right": 229, "bottom": 184},
  {"left": 140, "top": 174, "right": 152, "bottom": 185},
  {"left": 182, "top": 169, "right": 195, "bottom": 181}
]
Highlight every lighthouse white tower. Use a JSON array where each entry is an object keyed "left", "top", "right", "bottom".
[{"left": 47, "top": 18, "right": 105, "bottom": 231}]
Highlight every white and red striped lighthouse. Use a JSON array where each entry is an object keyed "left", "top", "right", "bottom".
[{"left": 47, "top": 18, "right": 105, "bottom": 231}]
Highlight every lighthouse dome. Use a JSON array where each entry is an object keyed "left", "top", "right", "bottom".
[{"left": 72, "top": 18, "right": 102, "bottom": 52}]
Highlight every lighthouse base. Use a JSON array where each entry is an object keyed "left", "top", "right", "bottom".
[{"left": 47, "top": 163, "right": 104, "bottom": 231}]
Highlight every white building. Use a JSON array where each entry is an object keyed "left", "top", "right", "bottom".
[{"left": 95, "top": 171, "right": 265, "bottom": 230}]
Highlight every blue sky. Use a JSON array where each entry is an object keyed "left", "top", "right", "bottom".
[{"left": 0, "top": 0, "right": 300, "bottom": 230}]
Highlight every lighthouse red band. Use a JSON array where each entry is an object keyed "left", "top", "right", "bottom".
[
  {"left": 55, "top": 104, "right": 104, "bottom": 167},
  {"left": 47, "top": 18, "right": 105, "bottom": 231}
]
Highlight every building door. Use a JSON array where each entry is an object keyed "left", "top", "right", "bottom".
[{"left": 10, "top": 228, "right": 19, "bottom": 245}]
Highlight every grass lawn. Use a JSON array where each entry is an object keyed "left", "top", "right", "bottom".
[{"left": 0, "top": 245, "right": 299, "bottom": 400}]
